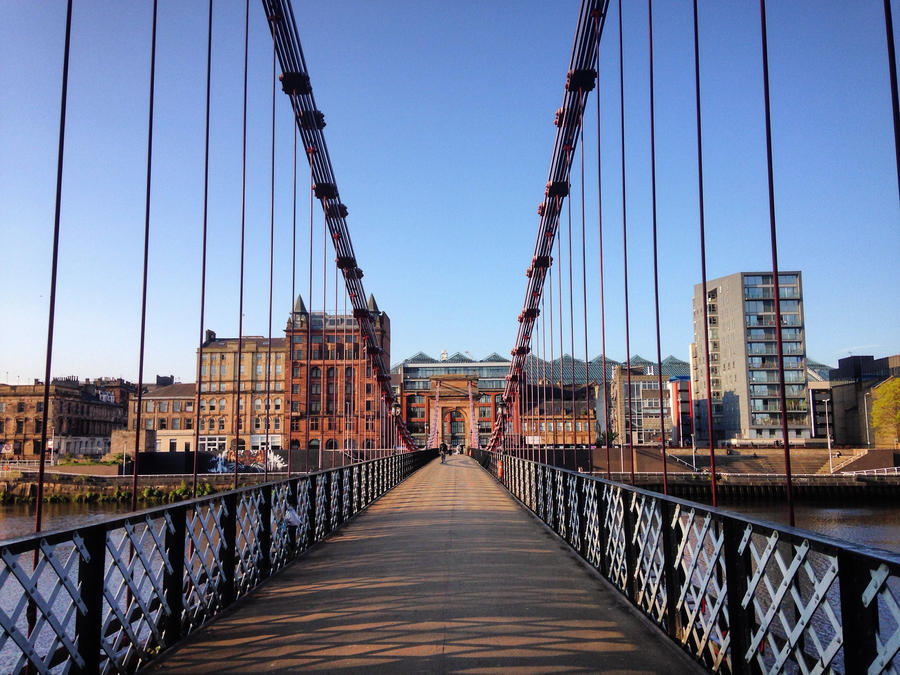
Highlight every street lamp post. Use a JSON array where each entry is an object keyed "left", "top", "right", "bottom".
[
  {"left": 824, "top": 398, "right": 833, "bottom": 473},
  {"left": 863, "top": 391, "right": 872, "bottom": 448},
  {"left": 391, "top": 402, "right": 401, "bottom": 454}
]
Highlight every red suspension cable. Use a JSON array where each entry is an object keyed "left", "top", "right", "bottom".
[{"left": 648, "top": 0, "right": 668, "bottom": 494}]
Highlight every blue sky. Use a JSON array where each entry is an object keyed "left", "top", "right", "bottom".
[{"left": 1, "top": 1, "right": 897, "bottom": 385}]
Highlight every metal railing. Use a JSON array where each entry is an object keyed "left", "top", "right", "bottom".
[
  {"left": 477, "top": 450, "right": 900, "bottom": 674},
  {"left": 842, "top": 466, "right": 900, "bottom": 477},
  {"left": 0, "top": 450, "right": 434, "bottom": 674}
]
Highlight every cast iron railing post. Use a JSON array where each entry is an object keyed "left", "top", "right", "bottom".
[
  {"left": 660, "top": 499, "right": 681, "bottom": 642},
  {"left": 621, "top": 489, "right": 637, "bottom": 603},
  {"left": 259, "top": 484, "right": 272, "bottom": 579},
  {"left": 221, "top": 492, "right": 237, "bottom": 606},
  {"left": 307, "top": 474, "right": 318, "bottom": 544},
  {"left": 163, "top": 504, "right": 186, "bottom": 649},
  {"left": 75, "top": 526, "right": 105, "bottom": 675},
  {"left": 838, "top": 550, "right": 879, "bottom": 673},
  {"left": 287, "top": 478, "right": 298, "bottom": 558},
  {"left": 723, "top": 517, "right": 751, "bottom": 675}
]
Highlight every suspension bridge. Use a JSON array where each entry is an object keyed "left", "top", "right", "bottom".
[{"left": 1, "top": 0, "right": 899, "bottom": 673}]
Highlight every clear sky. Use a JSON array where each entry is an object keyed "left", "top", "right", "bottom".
[{"left": 1, "top": 1, "right": 898, "bottom": 385}]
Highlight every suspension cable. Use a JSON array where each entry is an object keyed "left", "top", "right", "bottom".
[
  {"left": 287, "top": 97, "right": 297, "bottom": 478},
  {"left": 305, "top": 146, "right": 314, "bottom": 472},
  {"left": 34, "top": 0, "right": 73, "bottom": 533},
  {"left": 885, "top": 0, "right": 900, "bottom": 205},
  {"left": 264, "top": 34, "right": 276, "bottom": 482},
  {"left": 580, "top": 113, "right": 591, "bottom": 472},
  {"left": 618, "top": 0, "right": 635, "bottom": 485},
  {"left": 596, "top": 12, "right": 611, "bottom": 479},
  {"left": 648, "top": 0, "right": 668, "bottom": 494},
  {"left": 192, "top": 0, "right": 213, "bottom": 497},
  {"left": 759, "top": 0, "right": 795, "bottom": 526},
  {"left": 693, "top": 0, "right": 717, "bottom": 507},
  {"left": 132, "top": 0, "right": 159, "bottom": 509},
  {"left": 567, "top": 184, "right": 577, "bottom": 460},
  {"left": 232, "top": 0, "right": 249, "bottom": 490}
]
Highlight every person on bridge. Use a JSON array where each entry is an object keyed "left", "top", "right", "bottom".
[{"left": 440, "top": 443, "right": 447, "bottom": 463}]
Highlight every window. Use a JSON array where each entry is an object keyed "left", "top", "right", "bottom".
[
  {"left": 311, "top": 384, "right": 321, "bottom": 395},
  {"left": 291, "top": 384, "right": 300, "bottom": 394},
  {"left": 274, "top": 398, "right": 281, "bottom": 411},
  {"left": 145, "top": 401, "right": 154, "bottom": 413},
  {"left": 185, "top": 400, "right": 194, "bottom": 412},
  {"left": 159, "top": 418, "right": 168, "bottom": 430},
  {"left": 145, "top": 418, "right": 154, "bottom": 430},
  {"left": 327, "top": 367, "right": 335, "bottom": 378},
  {"left": 310, "top": 418, "right": 319, "bottom": 430},
  {"left": 210, "top": 383, "right": 217, "bottom": 392},
  {"left": 254, "top": 398, "right": 262, "bottom": 410},
  {"left": 159, "top": 401, "right": 168, "bottom": 413},
  {"left": 0, "top": 403, "right": 6, "bottom": 413},
  {"left": 219, "top": 398, "right": 226, "bottom": 410},
  {"left": 274, "top": 417, "right": 280, "bottom": 430},
  {"left": 311, "top": 367, "right": 321, "bottom": 379},
  {"left": 200, "top": 418, "right": 206, "bottom": 430},
  {"left": 172, "top": 418, "right": 181, "bottom": 430},
  {"left": 209, "top": 399, "right": 216, "bottom": 411},
  {"left": 291, "top": 401, "right": 300, "bottom": 412},
  {"left": 36, "top": 402, "right": 43, "bottom": 413}
]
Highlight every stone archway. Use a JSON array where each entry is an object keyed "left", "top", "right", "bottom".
[{"left": 439, "top": 407, "right": 470, "bottom": 449}]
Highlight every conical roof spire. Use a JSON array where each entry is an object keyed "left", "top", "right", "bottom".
[
  {"left": 293, "top": 294, "right": 308, "bottom": 315},
  {"left": 367, "top": 293, "right": 379, "bottom": 313}
]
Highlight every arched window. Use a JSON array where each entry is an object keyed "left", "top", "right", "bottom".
[
  {"left": 309, "top": 439, "right": 320, "bottom": 451},
  {"left": 273, "top": 417, "right": 280, "bottom": 430},
  {"left": 218, "top": 417, "right": 225, "bottom": 431},
  {"left": 254, "top": 398, "right": 262, "bottom": 410},
  {"left": 327, "top": 367, "right": 335, "bottom": 378},
  {"left": 311, "top": 367, "right": 320, "bottom": 379},
  {"left": 290, "top": 440, "right": 300, "bottom": 450},
  {"left": 325, "top": 439, "right": 337, "bottom": 449},
  {"left": 364, "top": 439, "right": 373, "bottom": 449},
  {"left": 254, "top": 417, "right": 261, "bottom": 431},
  {"left": 219, "top": 398, "right": 225, "bottom": 410},
  {"left": 209, "top": 399, "right": 216, "bottom": 411},
  {"left": 199, "top": 418, "right": 206, "bottom": 430}
]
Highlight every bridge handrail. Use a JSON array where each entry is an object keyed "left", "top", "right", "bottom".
[
  {"left": 0, "top": 450, "right": 435, "bottom": 674},
  {"left": 841, "top": 466, "right": 900, "bottom": 476},
  {"left": 478, "top": 449, "right": 900, "bottom": 674}
]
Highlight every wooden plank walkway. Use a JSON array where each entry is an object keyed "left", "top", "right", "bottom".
[{"left": 149, "top": 455, "right": 701, "bottom": 673}]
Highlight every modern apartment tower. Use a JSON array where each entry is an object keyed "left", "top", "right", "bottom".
[{"left": 691, "top": 271, "right": 809, "bottom": 446}]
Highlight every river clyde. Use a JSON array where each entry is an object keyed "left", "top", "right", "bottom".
[{"left": 1, "top": 498, "right": 898, "bottom": 554}]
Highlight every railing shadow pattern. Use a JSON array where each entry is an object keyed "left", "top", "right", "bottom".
[
  {"left": 0, "top": 450, "right": 434, "bottom": 674},
  {"left": 475, "top": 449, "right": 900, "bottom": 674}
]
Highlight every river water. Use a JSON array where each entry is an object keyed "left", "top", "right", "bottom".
[{"left": 1, "top": 499, "right": 897, "bottom": 552}]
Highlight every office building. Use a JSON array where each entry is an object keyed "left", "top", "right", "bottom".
[{"left": 691, "top": 271, "right": 809, "bottom": 446}]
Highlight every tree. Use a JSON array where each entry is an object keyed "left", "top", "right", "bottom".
[
  {"left": 596, "top": 429, "right": 619, "bottom": 447},
  {"left": 872, "top": 378, "right": 900, "bottom": 447}
]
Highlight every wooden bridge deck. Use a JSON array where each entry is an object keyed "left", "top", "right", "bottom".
[{"left": 149, "top": 455, "right": 700, "bottom": 673}]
